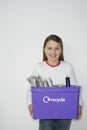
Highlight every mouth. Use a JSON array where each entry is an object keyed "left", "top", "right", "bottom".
[{"left": 49, "top": 55, "right": 57, "bottom": 58}]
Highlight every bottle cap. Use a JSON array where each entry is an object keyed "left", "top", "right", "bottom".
[{"left": 58, "top": 83, "right": 63, "bottom": 87}]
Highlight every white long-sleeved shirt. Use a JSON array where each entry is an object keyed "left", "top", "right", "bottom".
[{"left": 27, "top": 61, "right": 82, "bottom": 105}]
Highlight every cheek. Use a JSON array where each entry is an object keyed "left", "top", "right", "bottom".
[
  {"left": 57, "top": 50, "right": 61, "bottom": 54},
  {"left": 44, "top": 48, "right": 49, "bottom": 54},
  {"left": 57, "top": 51, "right": 62, "bottom": 57}
]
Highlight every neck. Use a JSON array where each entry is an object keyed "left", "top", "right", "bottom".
[{"left": 46, "top": 60, "right": 61, "bottom": 67}]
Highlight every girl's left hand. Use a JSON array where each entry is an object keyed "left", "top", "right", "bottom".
[{"left": 78, "top": 105, "right": 82, "bottom": 119}]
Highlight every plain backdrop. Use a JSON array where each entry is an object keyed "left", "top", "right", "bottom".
[{"left": 0, "top": 0, "right": 87, "bottom": 130}]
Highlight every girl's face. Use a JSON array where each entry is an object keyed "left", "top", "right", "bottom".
[{"left": 44, "top": 40, "right": 62, "bottom": 63}]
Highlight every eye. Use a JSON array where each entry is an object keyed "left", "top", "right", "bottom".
[
  {"left": 55, "top": 47, "right": 59, "bottom": 50},
  {"left": 48, "top": 47, "right": 52, "bottom": 50}
]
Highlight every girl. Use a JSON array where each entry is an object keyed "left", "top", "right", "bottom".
[{"left": 27, "top": 34, "right": 82, "bottom": 130}]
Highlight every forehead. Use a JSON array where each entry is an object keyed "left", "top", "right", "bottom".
[{"left": 46, "top": 40, "right": 61, "bottom": 47}]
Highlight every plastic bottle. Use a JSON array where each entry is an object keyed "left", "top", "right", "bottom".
[{"left": 66, "top": 77, "right": 70, "bottom": 87}]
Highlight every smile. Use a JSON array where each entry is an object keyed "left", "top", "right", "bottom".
[{"left": 49, "top": 55, "right": 57, "bottom": 58}]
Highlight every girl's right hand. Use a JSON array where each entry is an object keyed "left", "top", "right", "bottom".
[{"left": 28, "top": 104, "right": 33, "bottom": 117}]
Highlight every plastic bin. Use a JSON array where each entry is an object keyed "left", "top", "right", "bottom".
[{"left": 31, "top": 86, "right": 80, "bottom": 119}]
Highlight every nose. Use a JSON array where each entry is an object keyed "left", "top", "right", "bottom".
[{"left": 51, "top": 49, "right": 56, "bottom": 54}]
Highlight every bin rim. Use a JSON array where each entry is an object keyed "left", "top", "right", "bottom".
[{"left": 31, "top": 85, "right": 80, "bottom": 92}]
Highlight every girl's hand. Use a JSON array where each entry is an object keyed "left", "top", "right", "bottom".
[
  {"left": 28, "top": 104, "right": 33, "bottom": 117},
  {"left": 78, "top": 105, "right": 82, "bottom": 119}
]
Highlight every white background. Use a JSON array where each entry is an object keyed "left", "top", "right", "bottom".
[{"left": 0, "top": 0, "right": 87, "bottom": 130}]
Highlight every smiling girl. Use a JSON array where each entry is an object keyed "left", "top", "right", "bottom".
[{"left": 27, "top": 34, "right": 82, "bottom": 130}]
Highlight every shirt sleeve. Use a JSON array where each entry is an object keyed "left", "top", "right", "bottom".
[
  {"left": 32, "top": 63, "right": 40, "bottom": 76},
  {"left": 26, "top": 83, "right": 32, "bottom": 106},
  {"left": 26, "top": 63, "right": 39, "bottom": 106},
  {"left": 68, "top": 63, "right": 83, "bottom": 106},
  {"left": 67, "top": 63, "right": 78, "bottom": 85}
]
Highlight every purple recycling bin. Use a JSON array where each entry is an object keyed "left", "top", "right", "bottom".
[{"left": 31, "top": 86, "right": 80, "bottom": 119}]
